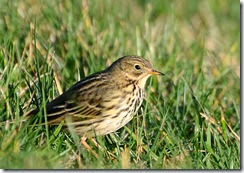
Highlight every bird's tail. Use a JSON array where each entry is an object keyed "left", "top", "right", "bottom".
[
  {"left": 23, "top": 108, "right": 39, "bottom": 117},
  {"left": 0, "top": 108, "right": 38, "bottom": 127}
]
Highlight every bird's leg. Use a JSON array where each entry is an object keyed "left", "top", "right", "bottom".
[
  {"left": 80, "top": 136, "right": 99, "bottom": 159},
  {"left": 90, "top": 138, "right": 117, "bottom": 160}
]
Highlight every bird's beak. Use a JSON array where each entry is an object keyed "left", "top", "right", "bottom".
[{"left": 149, "top": 69, "right": 164, "bottom": 75}]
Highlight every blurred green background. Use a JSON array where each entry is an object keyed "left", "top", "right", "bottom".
[{"left": 0, "top": 0, "right": 240, "bottom": 169}]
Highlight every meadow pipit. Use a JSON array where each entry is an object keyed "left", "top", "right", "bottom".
[{"left": 28, "top": 55, "right": 163, "bottom": 137}]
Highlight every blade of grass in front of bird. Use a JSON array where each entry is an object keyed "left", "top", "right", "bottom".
[{"left": 124, "top": 126, "right": 158, "bottom": 161}]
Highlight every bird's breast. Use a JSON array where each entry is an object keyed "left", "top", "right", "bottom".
[
  {"left": 114, "top": 84, "right": 145, "bottom": 129},
  {"left": 80, "top": 83, "right": 145, "bottom": 137}
]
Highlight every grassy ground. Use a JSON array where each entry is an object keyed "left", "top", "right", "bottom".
[{"left": 0, "top": 0, "right": 240, "bottom": 169}]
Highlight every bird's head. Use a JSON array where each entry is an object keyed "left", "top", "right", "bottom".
[{"left": 108, "top": 55, "right": 163, "bottom": 88}]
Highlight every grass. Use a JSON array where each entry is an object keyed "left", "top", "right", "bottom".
[{"left": 0, "top": 0, "right": 240, "bottom": 169}]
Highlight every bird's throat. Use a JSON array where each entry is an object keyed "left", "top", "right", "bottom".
[{"left": 138, "top": 74, "right": 151, "bottom": 89}]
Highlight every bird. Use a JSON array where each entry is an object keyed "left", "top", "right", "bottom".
[{"left": 27, "top": 55, "right": 163, "bottom": 138}]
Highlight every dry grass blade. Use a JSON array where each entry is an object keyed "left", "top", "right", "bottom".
[
  {"left": 220, "top": 109, "right": 240, "bottom": 142},
  {"left": 200, "top": 112, "right": 240, "bottom": 142},
  {"left": 121, "top": 146, "right": 131, "bottom": 169}
]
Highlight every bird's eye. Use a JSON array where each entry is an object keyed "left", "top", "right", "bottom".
[{"left": 134, "top": 64, "right": 141, "bottom": 70}]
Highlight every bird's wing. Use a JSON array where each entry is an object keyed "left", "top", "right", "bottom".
[
  {"left": 44, "top": 72, "right": 117, "bottom": 125},
  {"left": 45, "top": 95, "right": 103, "bottom": 125}
]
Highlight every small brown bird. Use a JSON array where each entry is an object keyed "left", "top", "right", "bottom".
[{"left": 28, "top": 55, "right": 163, "bottom": 137}]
